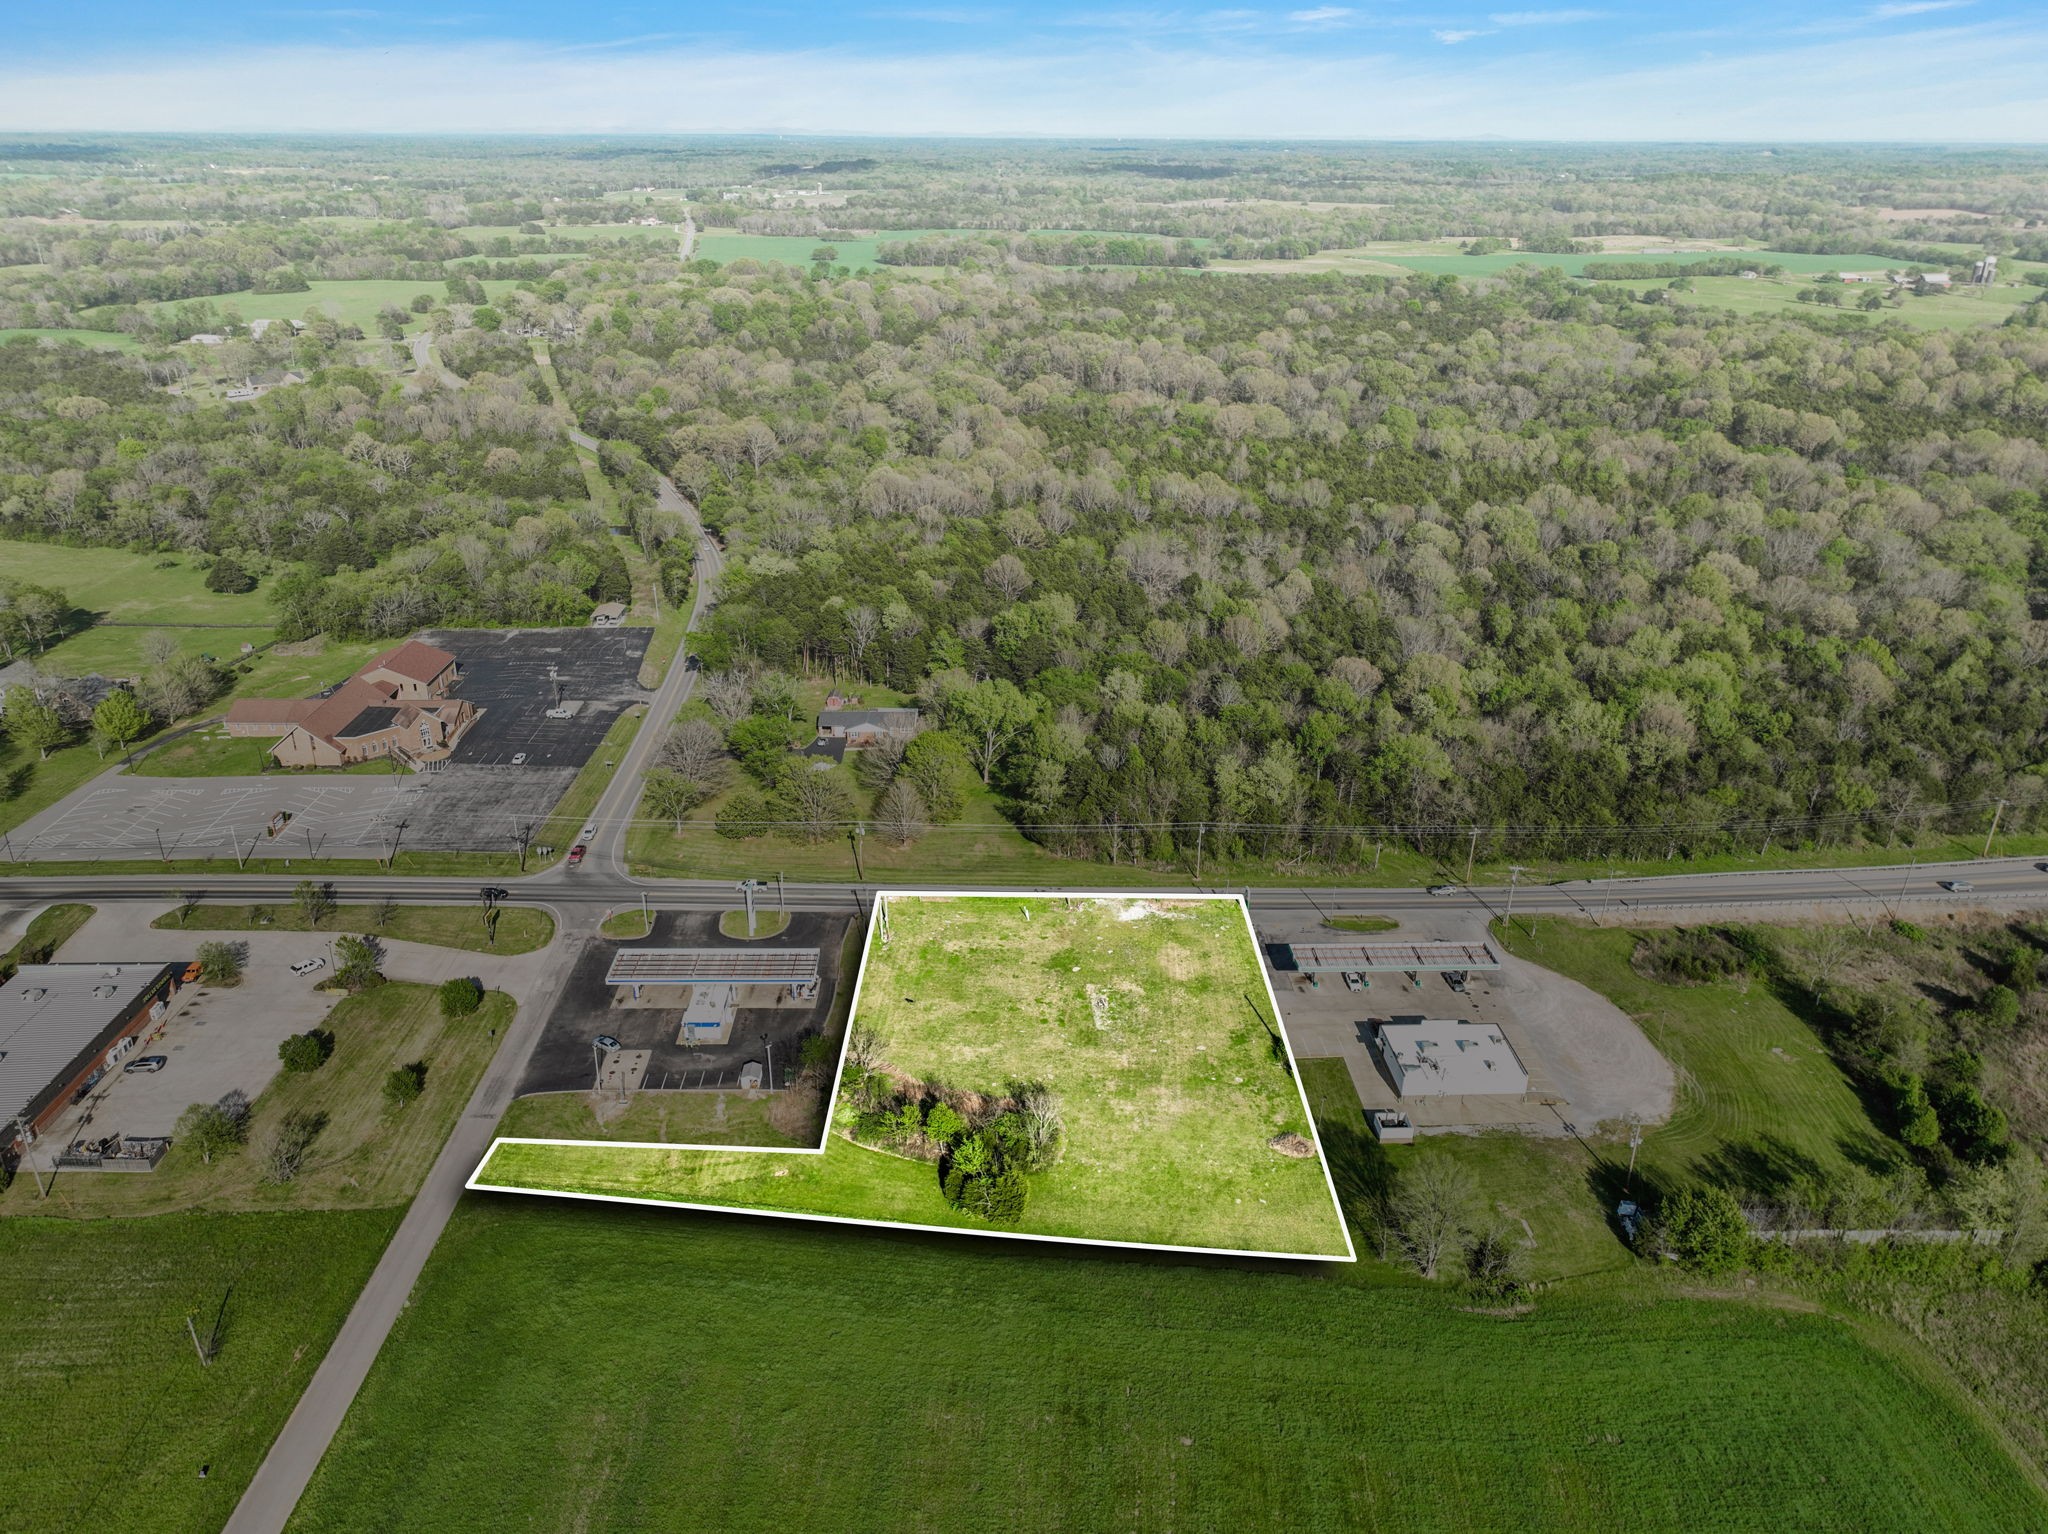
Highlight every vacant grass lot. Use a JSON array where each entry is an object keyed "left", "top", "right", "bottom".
[
  {"left": 0, "top": 1208, "right": 399, "bottom": 1534},
  {"left": 0, "top": 326, "right": 145, "bottom": 351},
  {"left": 153, "top": 902, "right": 555, "bottom": 955},
  {"left": 1, "top": 901, "right": 93, "bottom": 970},
  {"left": 0, "top": 536, "right": 277, "bottom": 647},
  {"left": 130, "top": 728, "right": 393, "bottom": 777},
  {"left": 285, "top": 1195, "right": 2047, "bottom": 1533},
  {"left": 95, "top": 277, "right": 524, "bottom": 334},
  {"left": 5, "top": 983, "right": 514, "bottom": 1218},
  {"left": 497, "top": 1090, "right": 802, "bottom": 1146},
  {"left": 484, "top": 895, "right": 1349, "bottom": 1256}
]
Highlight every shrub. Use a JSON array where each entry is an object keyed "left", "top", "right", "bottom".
[
  {"left": 1976, "top": 985, "right": 2021, "bottom": 1030},
  {"left": 174, "top": 1091, "right": 251, "bottom": 1164},
  {"left": 1929, "top": 1079, "right": 2010, "bottom": 1164},
  {"left": 438, "top": 976, "right": 484, "bottom": 1019},
  {"left": 923, "top": 1102, "right": 967, "bottom": 1144},
  {"left": 1887, "top": 1069, "right": 1942, "bottom": 1150},
  {"left": 1466, "top": 1225, "right": 1531, "bottom": 1301},
  {"left": 383, "top": 1060, "right": 428, "bottom": 1109},
  {"left": 1656, "top": 1185, "right": 1750, "bottom": 1273},
  {"left": 334, "top": 934, "right": 384, "bottom": 992},
  {"left": 1890, "top": 919, "right": 1928, "bottom": 942},
  {"left": 205, "top": 555, "right": 257, "bottom": 594},
  {"left": 941, "top": 1132, "right": 1027, "bottom": 1222},
  {"left": 196, "top": 940, "right": 243, "bottom": 986},
  {"left": 277, "top": 1029, "right": 334, "bottom": 1072},
  {"left": 1634, "top": 928, "right": 1749, "bottom": 986}
]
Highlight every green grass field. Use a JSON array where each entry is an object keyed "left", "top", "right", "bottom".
[
  {"left": 0, "top": 901, "right": 92, "bottom": 968},
  {"left": 0, "top": 1208, "right": 399, "bottom": 1534},
  {"left": 496, "top": 1090, "right": 802, "bottom": 1146},
  {"left": 128, "top": 727, "right": 394, "bottom": 777},
  {"left": 0, "top": 538, "right": 277, "bottom": 651},
  {"left": 481, "top": 894, "right": 1350, "bottom": 1256},
  {"left": 91, "top": 278, "right": 524, "bottom": 334},
  {"left": 283, "top": 1195, "right": 2047, "bottom": 1533},
  {"left": 153, "top": 901, "right": 554, "bottom": 955}
]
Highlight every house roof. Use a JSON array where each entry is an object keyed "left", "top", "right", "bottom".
[
  {"left": 226, "top": 696, "right": 322, "bottom": 729},
  {"left": 819, "top": 708, "right": 920, "bottom": 729},
  {"left": 337, "top": 706, "right": 401, "bottom": 738},
  {"left": 365, "top": 638, "right": 455, "bottom": 684}
]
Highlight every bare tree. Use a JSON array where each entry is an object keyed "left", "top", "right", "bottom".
[
  {"left": 658, "top": 716, "right": 729, "bottom": 786},
  {"left": 784, "top": 772, "right": 853, "bottom": 843},
  {"left": 1386, "top": 1157, "right": 1474, "bottom": 1280},
  {"left": 874, "top": 779, "right": 929, "bottom": 847},
  {"left": 701, "top": 669, "right": 754, "bottom": 723},
  {"left": 985, "top": 553, "right": 1033, "bottom": 603},
  {"left": 844, "top": 605, "right": 881, "bottom": 676}
]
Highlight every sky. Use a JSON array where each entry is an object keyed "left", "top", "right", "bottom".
[{"left": 1, "top": 1, "right": 2044, "bottom": 140}]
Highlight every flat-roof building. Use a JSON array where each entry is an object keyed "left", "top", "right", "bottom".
[
  {"left": 1, "top": 961, "right": 183, "bottom": 1153},
  {"left": 1374, "top": 1020, "right": 1528, "bottom": 1098}
]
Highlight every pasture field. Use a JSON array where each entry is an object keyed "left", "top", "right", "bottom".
[
  {"left": 283, "top": 1194, "right": 2048, "bottom": 1533},
  {"left": 4, "top": 983, "right": 514, "bottom": 1219},
  {"left": 152, "top": 901, "right": 555, "bottom": 956},
  {"left": 0, "top": 537, "right": 276, "bottom": 641},
  {"left": 0, "top": 1208, "right": 399, "bottom": 1534},
  {"left": 1614, "top": 275, "right": 2040, "bottom": 331},
  {"left": 480, "top": 894, "right": 1351, "bottom": 1257},
  {"left": 0, "top": 326, "right": 144, "bottom": 351}
]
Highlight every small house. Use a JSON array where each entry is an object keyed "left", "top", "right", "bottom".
[{"left": 817, "top": 707, "right": 921, "bottom": 748}]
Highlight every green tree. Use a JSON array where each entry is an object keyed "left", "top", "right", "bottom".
[
  {"left": 277, "top": 1030, "right": 334, "bottom": 1072},
  {"left": 334, "top": 934, "right": 384, "bottom": 992},
  {"left": 196, "top": 940, "right": 243, "bottom": 986},
  {"left": 204, "top": 555, "right": 258, "bottom": 594},
  {"left": 438, "top": 976, "right": 484, "bottom": 1019},
  {"left": 948, "top": 678, "right": 1036, "bottom": 784},
  {"left": 383, "top": 1059, "right": 428, "bottom": 1109},
  {"left": 174, "top": 1091, "right": 251, "bottom": 1164},
  {"left": 6, "top": 686, "right": 67, "bottom": 759},
  {"left": 901, "top": 732, "right": 970, "bottom": 823},
  {"left": 1658, "top": 1185, "right": 1750, "bottom": 1273},
  {"left": 91, "top": 688, "right": 151, "bottom": 757}
]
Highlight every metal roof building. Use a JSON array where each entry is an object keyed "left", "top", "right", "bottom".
[
  {"left": 2, "top": 962, "right": 181, "bottom": 1143},
  {"left": 604, "top": 949, "right": 822, "bottom": 987},
  {"left": 1374, "top": 1021, "right": 1528, "bottom": 1098},
  {"left": 1278, "top": 941, "right": 1498, "bottom": 974}
]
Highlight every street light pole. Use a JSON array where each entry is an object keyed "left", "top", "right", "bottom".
[{"left": 1506, "top": 865, "right": 1526, "bottom": 933}]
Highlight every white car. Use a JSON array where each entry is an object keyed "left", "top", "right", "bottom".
[
  {"left": 510, "top": 752, "right": 528, "bottom": 765},
  {"left": 290, "top": 956, "right": 327, "bottom": 977},
  {"left": 581, "top": 824, "right": 598, "bottom": 840},
  {"left": 1427, "top": 884, "right": 1459, "bottom": 896},
  {"left": 1940, "top": 879, "right": 1974, "bottom": 894},
  {"left": 545, "top": 707, "right": 573, "bottom": 719}
]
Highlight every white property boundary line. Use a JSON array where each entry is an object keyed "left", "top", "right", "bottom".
[{"left": 468, "top": 890, "right": 1357, "bottom": 1263}]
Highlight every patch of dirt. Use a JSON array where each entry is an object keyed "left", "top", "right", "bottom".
[{"left": 1268, "top": 1132, "right": 1317, "bottom": 1158}]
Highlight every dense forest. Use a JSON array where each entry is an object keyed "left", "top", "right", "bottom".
[{"left": 551, "top": 259, "right": 2048, "bottom": 865}]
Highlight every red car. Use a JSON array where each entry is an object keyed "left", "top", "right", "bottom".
[{"left": 567, "top": 844, "right": 587, "bottom": 867}]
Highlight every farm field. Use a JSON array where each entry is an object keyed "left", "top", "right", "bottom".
[
  {"left": 283, "top": 1194, "right": 2047, "bottom": 1533},
  {"left": 3, "top": 982, "right": 515, "bottom": 1218},
  {"left": 1614, "top": 274, "right": 2041, "bottom": 330},
  {"left": 0, "top": 1208, "right": 399, "bottom": 1534},
  {"left": 152, "top": 902, "right": 555, "bottom": 956},
  {"left": 479, "top": 894, "right": 1351, "bottom": 1258},
  {"left": 0, "top": 538, "right": 277, "bottom": 654}
]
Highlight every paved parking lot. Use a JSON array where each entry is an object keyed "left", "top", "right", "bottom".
[
  {"left": 1261, "top": 911, "right": 1673, "bottom": 1135},
  {"left": 7, "top": 626, "right": 649, "bottom": 859},
  {"left": 519, "top": 910, "right": 854, "bottom": 1101},
  {"left": 426, "top": 627, "right": 650, "bottom": 770}
]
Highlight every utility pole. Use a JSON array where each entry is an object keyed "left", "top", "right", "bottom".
[
  {"left": 155, "top": 827, "right": 168, "bottom": 864},
  {"left": 1505, "top": 865, "right": 1526, "bottom": 934},
  {"left": 1464, "top": 826, "right": 1479, "bottom": 884},
  {"left": 1622, "top": 1114, "right": 1644, "bottom": 1196},
  {"left": 1983, "top": 798, "right": 2007, "bottom": 858},
  {"left": 1193, "top": 821, "right": 1206, "bottom": 885},
  {"left": 737, "top": 879, "right": 764, "bottom": 936},
  {"left": 776, "top": 871, "right": 784, "bottom": 912},
  {"left": 850, "top": 823, "right": 866, "bottom": 881}
]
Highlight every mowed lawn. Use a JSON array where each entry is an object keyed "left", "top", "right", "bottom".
[
  {"left": 99, "top": 277, "right": 526, "bottom": 333},
  {"left": 482, "top": 895, "right": 1350, "bottom": 1256},
  {"left": 153, "top": 902, "right": 555, "bottom": 956},
  {"left": 0, "top": 537, "right": 278, "bottom": 662},
  {"left": 284, "top": 1196, "right": 2048, "bottom": 1534},
  {"left": 0, "top": 1209, "right": 399, "bottom": 1534}
]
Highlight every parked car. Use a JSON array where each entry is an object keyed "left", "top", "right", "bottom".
[
  {"left": 290, "top": 956, "right": 327, "bottom": 977},
  {"left": 1444, "top": 970, "right": 1470, "bottom": 994},
  {"left": 1427, "top": 884, "right": 1459, "bottom": 896},
  {"left": 567, "top": 844, "right": 587, "bottom": 866},
  {"left": 123, "top": 1055, "right": 168, "bottom": 1074},
  {"left": 510, "top": 752, "right": 528, "bottom": 765},
  {"left": 1341, "top": 971, "right": 1365, "bottom": 993},
  {"left": 595, "top": 1034, "right": 622, "bottom": 1053},
  {"left": 544, "top": 707, "right": 573, "bottom": 719},
  {"left": 1940, "top": 879, "right": 1974, "bottom": 893}
]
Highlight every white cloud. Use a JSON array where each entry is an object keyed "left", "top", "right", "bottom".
[
  {"left": 1287, "top": 6, "right": 1353, "bottom": 22},
  {"left": 0, "top": 23, "right": 2042, "bottom": 140},
  {"left": 1871, "top": 1, "right": 1971, "bottom": 16},
  {"left": 1433, "top": 28, "right": 1490, "bottom": 43},
  {"left": 1489, "top": 8, "right": 1603, "bottom": 23}
]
